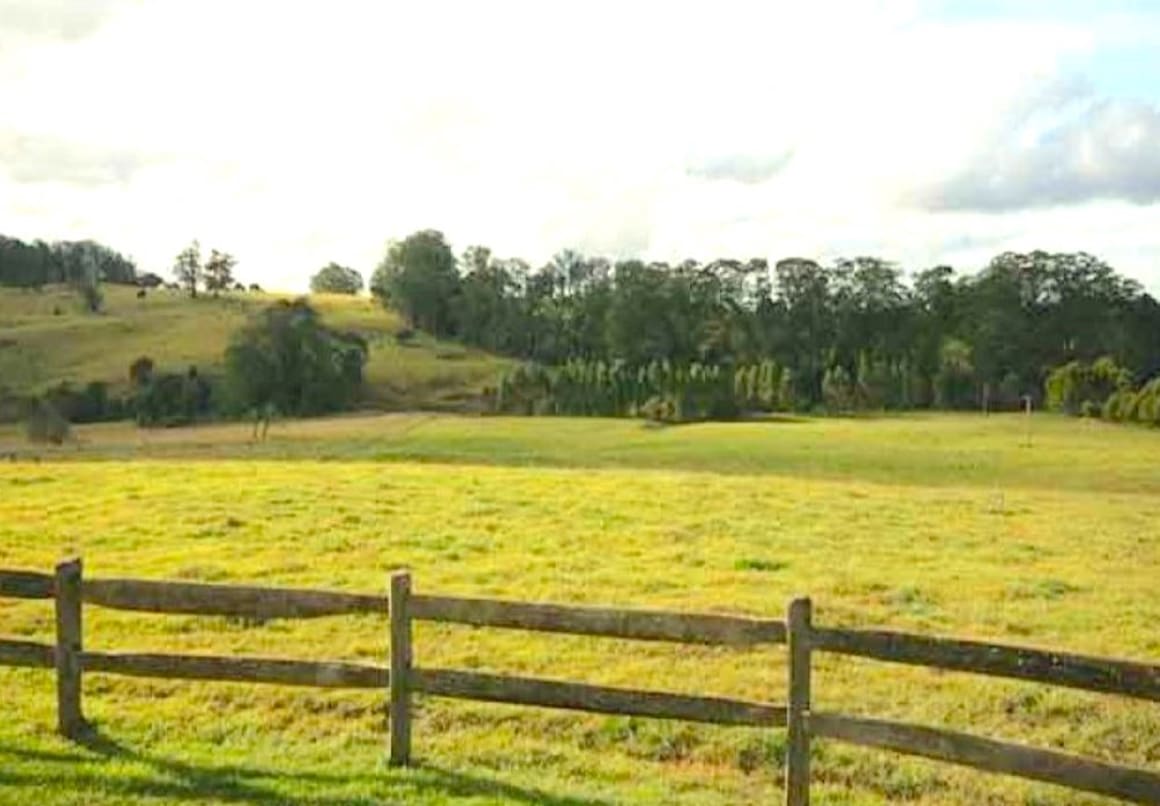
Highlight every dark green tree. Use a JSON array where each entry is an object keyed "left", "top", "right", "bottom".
[
  {"left": 223, "top": 298, "right": 368, "bottom": 416},
  {"left": 311, "top": 262, "right": 364, "bottom": 294},
  {"left": 203, "top": 249, "right": 237, "bottom": 297},
  {"left": 371, "top": 230, "right": 459, "bottom": 336}
]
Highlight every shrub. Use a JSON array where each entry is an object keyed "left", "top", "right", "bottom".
[
  {"left": 134, "top": 366, "right": 213, "bottom": 427},
  {"left": 1102, "top": 390, "right": 1130, "bottom": 422},
  {"left": 1080, "top": 400, "right": 1100, "bottom": 419},
  {"left": 129, "top": 356, "right": 155, "bottom": 387},
  {"left": 1137, "top": 392, "right": 1156, "bottom": 424},
  {"left": 25, "top": 399, "right": 70, "bottom": 444},
  {"left": 43, "top": 380, "right": 120, "bottom": 423},
  {"left": 1136, "top": 379, "right": 1160, "bottom": 426},
  {"left": 822, "top": 365, "right": 856, "bottom": 412},
  {"left": 639, "top": 395, "right": 677, "bottom": 424},
  {"left": 1046, "top": 357, "right": 1132, "bottom": 415},
  {"left": 223, "top": 298, "right": 367, "bottom": 417}
]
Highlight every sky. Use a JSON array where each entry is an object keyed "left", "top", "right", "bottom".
[{"left": 1, "top": 0, "right": 1159, "bottom": 293}]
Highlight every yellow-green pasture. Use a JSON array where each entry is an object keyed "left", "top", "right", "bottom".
[
  {"left": 0, "top": 285, "right": 507, "bottom": 408},
  {"left": 0, "top": 413, "right": 1157, "bottom": 803}
]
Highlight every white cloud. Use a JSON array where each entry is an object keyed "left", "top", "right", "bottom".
[
  {"left": 0, "top": 0, "right": 1158, "bottom": 293},
  {"left": 909, "top": 80, "right": 1160, "bottom": 211}
]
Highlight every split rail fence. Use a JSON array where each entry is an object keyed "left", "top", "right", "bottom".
[{"left": 1, "top": 559, "right": 1158, "bottom": 804}]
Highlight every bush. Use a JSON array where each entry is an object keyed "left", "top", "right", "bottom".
[
  {"left": 1102, "top": 390, "right": 1130, "bottom": 422},
  {"left": 43, "top": 380, "right": 121, "bottom": 423},
  {"left": 639, "top": 395, "right": 677, "bottom": 424},
  {"left": 1137, "top": 392, "right": 1156, "bottom": 424},
  {"left": 134, "top": 366, "right": 213, "bottom": 427},
  {"left": 25, "top": 399, "right": 70, "bottom": 444},
  {"left": 1090, "top": 375, "right": 1160, "bottom": 427},
  {"left": 129, "top": 356, "right": 155, "bottom": 387},
  {"left": 1080, "top": 400, "right": 1100, "bottom": 419},
  {"left": 223, "top": 298, "right": 367, "bottom": 417},
  {"left": 1135, "top": 379, "right": 1160, "bottom": 426},
  {"left": 822, "top": 365, "right": 855, "bottom": 412},
  {"left": 1046, "top": 358, "right": 1132, "bottom": 415}
]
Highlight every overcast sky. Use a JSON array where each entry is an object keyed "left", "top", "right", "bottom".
[{"left": 2, "top": 0, "right": 1159, "bottom": 293}]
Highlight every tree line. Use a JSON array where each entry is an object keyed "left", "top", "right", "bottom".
[
  {"left": 0, "top": 233, "right": 260, "bottom": 311},
  {"left": 0, "top": 234, "right": 138, "bottom": 313},
  {"left": 371, "top": 230, "right": 1160, "bottom": 418},
  {"left": 0, "top": 234, "right": 137, "bottom": 288}
]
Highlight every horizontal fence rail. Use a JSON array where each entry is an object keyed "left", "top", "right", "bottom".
[
  {"left": 83, "top": 578, "right": 389, "bottom": 619},
  {"left": 809, "top": 712, "right": 1160, "bottom": 804},
  {"left": 0, "top": 569, "right": 54, "bottom": 599},
  {"left": 411, "top": 593, "right": 786, "bottom": 645},
  {"left": 0, "top": 638, "right": 55, "bottom": 669},
  {"left": 1, "top": 563, "right": 1159, "bottom": 804},
  {"left": 81, "top": 650, "right": 389, "bottom": 689},
  {"left": 413, "top": 668, "right": 787, "bottom": 727},
  {"left": 811, "top": 626, "right": 1160, "bottom": 702}
]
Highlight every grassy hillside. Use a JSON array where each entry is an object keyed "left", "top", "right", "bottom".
[
  {"left": 0, "top": 413, "right": 1157, "bottom": 804},
  {"left": 0, "top": 285, "right": 509, "bottom": 409}
]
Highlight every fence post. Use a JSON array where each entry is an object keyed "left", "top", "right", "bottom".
[
  {"left": 785, "top": 597, "right": 812, "bottom": 806},
  {"left": 389, "top": 570, "right": 413, "bottom": 766},
  {"left": 54, "top": 557, "right": 84, "bottom": 739}
]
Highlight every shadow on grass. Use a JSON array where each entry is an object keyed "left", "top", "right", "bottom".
[{"left": 0, "top": 726, "right": 612, "bottom": 806}]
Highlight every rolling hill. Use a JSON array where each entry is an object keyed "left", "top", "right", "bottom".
[{"left": 0, "top": 285, "right": 510, "bottom": 411}]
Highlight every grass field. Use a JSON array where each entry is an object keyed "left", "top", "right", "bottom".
[
  {"left": 0, "top": 285, "right": 508, "bottom": 408},
  {"left": 0, "top": 413, "right": 1157, "bottom": 804}
]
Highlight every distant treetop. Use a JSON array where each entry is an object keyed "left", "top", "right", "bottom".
[{"left": 311, "top": 262, "right": 363, "bottom": 295}]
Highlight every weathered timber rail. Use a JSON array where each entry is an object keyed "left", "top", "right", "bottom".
[{"left": 0, "top": 561, "right": 1157, "bottom": 804}]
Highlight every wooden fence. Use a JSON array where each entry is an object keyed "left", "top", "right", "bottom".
[{"left": 1, "top": 559, "right": 1158, "bottom": 804}]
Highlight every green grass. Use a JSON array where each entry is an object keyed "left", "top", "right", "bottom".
[
  {"left": 0, "top": 413, "right": 1157, "bottom": 804},
  {"left": 0, "top": 285, "right": 509, "bottom": 408}
]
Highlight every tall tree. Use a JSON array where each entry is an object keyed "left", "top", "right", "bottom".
[
  {"left": 774, "top": 257, "right": 833, "bottom": 405},
  {"left": 173, "top": 241, "right": 202, "bottom": 298},
  {"left": 203, "top": 249, "right": 237, "bottom": 297},
  {"left": 371, "top": 230, "right": 459, "bottom": 336}
]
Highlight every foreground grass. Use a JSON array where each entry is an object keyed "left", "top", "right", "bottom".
[
  {"left": 0, "top": 413, "right": 1157, "bottom": 803},
  {"left": 0, "top": 286, "right": 508, "bottom": 408}
]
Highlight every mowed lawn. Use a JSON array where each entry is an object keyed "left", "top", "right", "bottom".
[{"left": 0, "top": 413, "right": 1157, "bottom": 804}]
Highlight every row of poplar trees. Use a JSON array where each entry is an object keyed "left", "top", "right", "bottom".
[{"left": 373, "top": 231, "right": 1160, "bottom": 421}]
